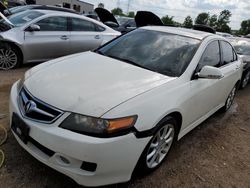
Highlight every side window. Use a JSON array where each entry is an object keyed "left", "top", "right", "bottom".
[
  {"left": 36, "top": 16, "right": 67, "bottom": 31},
  {"left": 221, "top": 41, "right": 235, "bottom": 65},
  {"left": 197, "top": 41, "right": 221, "bottom": 71},
  {"left": 71, "top": 18, "right": 96, "bottom": 31},
  {"left": 95, "top": 24, "right": 105, "bottom": 32}
]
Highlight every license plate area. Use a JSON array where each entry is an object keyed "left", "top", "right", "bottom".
[{"left": 11, "top": 113, "right": 30, "bottom": 144}]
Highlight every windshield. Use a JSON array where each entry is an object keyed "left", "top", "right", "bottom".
[
  {"left": 97, "top": 29, "right": 200, "bottom": 77},
  {"left": 5, "top": 10, "right": 44, "bottom": 27},
  {"left": 116, "top": 17, "right": 131, "bottom": 25},
  {"left": 231, "top": 40, "right": 250, "bottom": 56},
  {"left": 8, "top": 5, "right": 35, "bottom": 14}
]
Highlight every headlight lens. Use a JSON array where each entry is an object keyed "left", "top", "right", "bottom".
[{"left": 60, "top": 114, "right": 137, "bottom": 137}]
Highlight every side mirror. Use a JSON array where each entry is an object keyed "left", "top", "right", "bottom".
[
  {"left": 26, "top": 24, "right": 40, "bottom": 32},
  {"left": 197, "top": 66, "right": 224, "bottom": 79}
]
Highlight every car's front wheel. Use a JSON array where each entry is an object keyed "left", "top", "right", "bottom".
[
  {"left": 135, "top": 117, "right": 177, "bottom": 173},
  {"left": 0, "top": 44, "right": 21, "bottom": 70},
  {"left": 240, "top": 70, "right": 250, "bottom": 89}
]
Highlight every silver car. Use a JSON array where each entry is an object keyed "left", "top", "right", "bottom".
[
  {"left": 229, "top": 37, "right": 250, "bottom": 89},
  {"left": 0, "top": 10, "right": 120, "bottom": 70}
]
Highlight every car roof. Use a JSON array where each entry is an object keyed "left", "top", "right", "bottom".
[
  {"left": 142, "top": 26, "right": 215, "bottom": 40},
  {"left": 30, "top": 9, "right": 79, "bottom": 17}
]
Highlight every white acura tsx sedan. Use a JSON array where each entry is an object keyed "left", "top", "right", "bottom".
[{"left": 10, "top": 26, "right": 243, "bottom": 186}]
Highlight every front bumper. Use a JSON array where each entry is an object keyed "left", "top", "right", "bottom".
[{"left": 9, "top": 81, "right": 151, "bottom": 187}]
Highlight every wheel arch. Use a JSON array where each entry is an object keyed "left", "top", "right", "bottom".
[
  {"left": 0, "top": 40, "right": 24, "bottom": 65},
  {"left": 134, "top": 111, "right": 183, "bottom": 139}
]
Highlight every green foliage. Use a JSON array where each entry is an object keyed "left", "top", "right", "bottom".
[
  {"left": 216, "top": 10, "right": 232, "bottom": 33},
  {"left": 183, "top": 16, "right": 193, "bottom": 28},
  {"left": 209, "top": 14, "right": 217, "bottom": 28},
  {"left": 161, "top": 15, "right": 175, "bottom": 25},
  {"left": 239, "top": 20, "right": 250, "bottom": 35},
  {"left": 111, "top": 8, "right": 124, "bottom": 16},
  {"left": 195, "top": 12, "right": 210, "bottom": 25},
  {"left": 127, "top": 11, "right": 135, "bottom": 18}
]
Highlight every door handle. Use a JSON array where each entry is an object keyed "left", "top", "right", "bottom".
[
  {"left": 60, "top": 35, "right": 69, "bottom": 40},
  {"left": 95, "top": 35, "right": 100, "bottom": 39}
]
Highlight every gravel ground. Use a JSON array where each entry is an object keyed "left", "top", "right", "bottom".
[{"left": 0, "top": 66, "right": 250, "bottom": 188}]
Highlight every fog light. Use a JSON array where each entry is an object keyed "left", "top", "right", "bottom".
[{"left": 80, "top": 161, "right": 97, "bottom": 172}]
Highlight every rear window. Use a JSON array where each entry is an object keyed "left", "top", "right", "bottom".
[{"left": 98, "top": 29, "right": 200, "bottom": 77}]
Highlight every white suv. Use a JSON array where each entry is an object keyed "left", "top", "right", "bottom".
[{"left": 10, "top": 26, "right": 243, "bottom": 186}]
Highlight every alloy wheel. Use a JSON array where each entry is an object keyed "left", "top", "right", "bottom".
[
  {"left": 0, "top": 48, "right": 18, "bottom": 70},
  {"left": 146, "top": 124, "right": 175, "bottom": 169}
]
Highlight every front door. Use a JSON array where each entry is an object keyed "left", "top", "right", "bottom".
[{"left": 24, "top": 16, "right": 70, "bottom": 62}]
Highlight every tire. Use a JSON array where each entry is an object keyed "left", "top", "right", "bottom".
[
  {"left": 134, "top": 116, "right": 177, "bottom": 175},
  {"left": 0, "top": 43, "right": 21, "bottom": 70},
  {"left": 222, "top": 85, "right": 237, "bottom": 112},
  {"left": 240, "top": 70, "right": 250, "bottom": 89}
]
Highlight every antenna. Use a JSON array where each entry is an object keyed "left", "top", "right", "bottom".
[
  {"left": 117, "top": 0, "right": 121, "bottom": 8},
  {"left": 127, "top": 0, "right": 131, "bottom": 13}
]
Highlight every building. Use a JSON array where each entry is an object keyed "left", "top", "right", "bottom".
[{"left": 33, "top": 0, "right": 94, "bottom": 14}]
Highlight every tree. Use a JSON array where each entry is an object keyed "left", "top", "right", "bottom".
[
  {"left": 98, "top": 3, "right": 104, "bottom": 8},
  {"left": 239, "top": 20, "right": 250, "bottom": 35},
  {"left": 183, "top": 16, "right": 193, "bottom": 28},
  {"left": 161, "top": 15, "right": 174, "bottom": 25},
  {"left": 216, "top": 10, "right": 232, "bottom": 33},
  {"left": 209, "top": 14, "right": 217, "bottom": 28},
  {"left": 195, "top": 12, "right": 210, "bottom": 25},
  {"left": 111, "top": 8, "right": 124, "bottom": 16},
  {"left": 127, "top": 11, "right": 135, "bottom": 18}
]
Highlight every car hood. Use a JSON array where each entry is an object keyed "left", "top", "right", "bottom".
[
  {"left": 95, "top": 8, "right": 119, "bottom": 25},
  {"left": 24, "top": 51, "right": 176, "bottom": 117},
  {"left": 135, "top": 11, "right": 163, "bottom": 27}
]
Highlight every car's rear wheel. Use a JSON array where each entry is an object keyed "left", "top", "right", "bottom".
[
  {"left": 240, "top": 70, "right": 250, "bottom": 89},
  {"left": 0, "top": 44, "right": 21, "bottom": 70},
  {"left": 135, "top": 117, "right": 177, "bottom": 174},
  {"left": 222, "top": 85, "right": 237, "bottom": 112}
]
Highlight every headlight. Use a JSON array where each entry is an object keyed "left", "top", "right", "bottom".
[{"left": 60, "top": 114, "right": 137, "bottom": 137}]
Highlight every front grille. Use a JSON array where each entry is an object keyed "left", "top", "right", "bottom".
[{"left": 18, "top": 87, "right": 63, "bottom": 124}]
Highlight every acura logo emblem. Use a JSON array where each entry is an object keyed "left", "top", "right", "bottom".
[{"left": 24, "top": 100, "right": 37, "bottom": 114}]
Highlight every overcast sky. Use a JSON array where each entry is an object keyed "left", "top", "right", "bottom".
[{"left": 84, "top": 0, "right": 249, "bottom": 30}]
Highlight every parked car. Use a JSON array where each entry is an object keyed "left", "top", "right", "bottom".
[
  {"left": 95, "top": 8, "right": 163, "bottom": 33},
  {"left": 229, "top": 37, "right": 250, "bottom": 88},
  {"left": 3, "top": 4, "right": 78, "bottom": 16},
  {"left": 115, "top": 16, "right": 136, "bottom": 33},
  {"left": 216, "top": 32, "right": 233, "bottom": 38},
  {"left": 10, "top": 26, "right": 243, "bottom": 186},
  {"left": 0, "top": 10, "right": 120, "bottom": 70}
]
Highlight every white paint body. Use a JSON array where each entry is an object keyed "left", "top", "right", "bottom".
[{"left": 10, "top": 27, "right": 243, "bottom": 186}]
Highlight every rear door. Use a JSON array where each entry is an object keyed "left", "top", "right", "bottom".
[
  {"left": 218, "top": 40, "right": 242, "bottom": 100},
  {"left": 24, "top": 16, "right": 70, "bottom": 62},
  {"left": 69, "top": 17, "right": 103, "bottom": 54}
]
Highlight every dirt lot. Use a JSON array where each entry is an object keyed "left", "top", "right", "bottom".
[{"left": 0, "top": 66, "right": 250, "bottom": 188}]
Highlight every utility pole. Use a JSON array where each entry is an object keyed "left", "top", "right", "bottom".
[
  {"left": 117, "top": 0, "right": 120, "bottom": 8},
  {"left": 127, "top": 0, "right": 131, "bottom": 13}
]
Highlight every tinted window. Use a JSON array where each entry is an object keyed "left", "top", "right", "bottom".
[
  {"left": 197, "top": 41, "right": 220, "bottom": 71},
  {"left": 36, "top": 16, "right": 67, "bottom": 31},
  {"left": 7, "top": 10, "right": 44, "bottom": 27},
  {"left": 221, "top": 41, "right": 235, "bottom": 64},
  {"left": 128, "top": 20, "right": 136, "bottom": 27},
  {"left": 71, "top": 18, "right": 95, "bottom": 31},
  {"left": 98, "top": 29, "right": 200, "bottom": 77}
]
